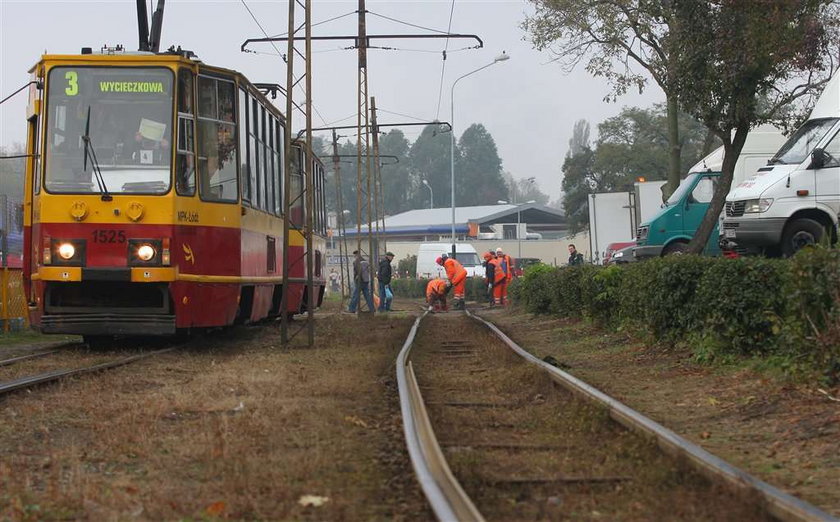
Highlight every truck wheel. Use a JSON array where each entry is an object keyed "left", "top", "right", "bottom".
[
  {"left": 662, "top": 241, "right": 689, "bottom": 256},
  {"left": 781, "top": 218, "right": 823, "bottom": 257}
]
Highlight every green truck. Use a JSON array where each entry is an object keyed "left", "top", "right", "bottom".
[{"left": 634, "top": 127, "right": 785, "bottom": 259}]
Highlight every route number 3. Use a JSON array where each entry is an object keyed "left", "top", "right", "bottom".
[{"left": 65, "top": 71, "right": 78, "bottom": 96}]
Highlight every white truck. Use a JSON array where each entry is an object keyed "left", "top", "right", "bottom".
[
  {"left": 723, "top": 71, "right": 840, "bottom": 256},
  {"left": 588, "top": 181, "right": 665, "bottom": 263},
  {"left": 415, "top": 243, "right": 483, "bottom": 279}
]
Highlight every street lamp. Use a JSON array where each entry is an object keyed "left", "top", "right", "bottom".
[
  {"left": 450, "top": 51, "right": 510, "bottom": 258},
  {"left": 422, "top": 179, "right": 434, "bottom": 209}
]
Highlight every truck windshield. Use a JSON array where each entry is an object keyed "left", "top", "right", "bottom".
[
  {"left": 456, "top": 253, "right": 480, "bottom": 266},
  {"left": 44, "top": 67, "right": 174, "bottom": 195},
  {"left": 769, "top": 118, "right": 839, "bottom": 165},
  {"left": 665, "top": 173, "right": 699, "bottom": 206}
]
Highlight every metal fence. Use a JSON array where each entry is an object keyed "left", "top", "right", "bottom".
[{"left": 1, "top": 268, "right": 28, "bottom": 332}]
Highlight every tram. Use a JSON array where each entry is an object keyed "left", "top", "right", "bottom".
[{"left": 21, "top": 47, "right": 326, "bottom": 339}]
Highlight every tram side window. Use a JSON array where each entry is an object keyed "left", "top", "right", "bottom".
[
  {"left": 197, "top": 76, "right": 238, "bottom": 203},
  {"left": 319, "top": 166, "right": 326, "bottom": 234},
  {"left": 251, "top": 97, "right": 262, "bottom": 210},
  {"left": 274, "top": 120, "right": 283, "bottom": 215},
  {"left": 290, "top": 147, "right": 303, "bottom": 225},
  {"left": 239, "top": 89, "right": 250, "bottom": 203},
  {"left": 266, "top": 115, "right": 275, "bottom": 215},
  {"left": 176, "top": 70, "right": 196, "bottom": 196},
  {"left": 261, "top": 107, "right": 271, "bottom": 213}
]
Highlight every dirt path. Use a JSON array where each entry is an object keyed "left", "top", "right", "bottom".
[
  {"left": 481, "top": 307, "right": 840, "bottom": 517},
  {"left": 0, "top": 310, "right": 430, "bottom": 520}
]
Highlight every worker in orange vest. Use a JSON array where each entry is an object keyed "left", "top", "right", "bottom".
[
  {"left": 484, "top": 251, "right": 507, "bottom": 306},
  {"left": 436, "top": 254, "right": 468, "bottom": 310},
  {"left": 426, "top": 278, "right": 449, "bottom": 312},
  {"left": 495, "top": 247, "right": 513, "bottom": 305}
]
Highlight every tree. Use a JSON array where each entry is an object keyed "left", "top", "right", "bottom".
[
  {"left": 673, "top": 0, "right": 839, "bottom": 254},
  {"left": 524, "top": 0, "right": 686, "bottom": 200},
  {"left": 377, "top": 130, "right": 411, "bottom": 215},
  {"left": 503, "top": 172, "right": 550, "bottom": 205},
  {"left": 456, "top": 124, "right": 509, "bottom": 206},
  {"left": 560, "top": 146, "right": 596, "bottom": 233},
  {"left": 595, "top": 105, "right": 716, "bottom": 182},
  {"left": 409, "top": 124, "right": 452, "bottom": 207},
  {"left": 568, "top": 119, "right": 590, "bottom": 156}
]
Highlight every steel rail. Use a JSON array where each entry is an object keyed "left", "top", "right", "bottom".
[
  {"left": 396, "top": 312, "right": 485, "bottom": 522},
  {"left": 0, "top": 350, "right": 60, "bottom": 368},
  {"left": 467, "top": 310, "right": 836, "bottom": 522},
  {"left": 0, "top": 348, "right": 175, "bottom": 396}
]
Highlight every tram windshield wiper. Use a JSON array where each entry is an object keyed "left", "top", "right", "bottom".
[{"left": 82, "top": 106, "right": 112, "bottom": 201}]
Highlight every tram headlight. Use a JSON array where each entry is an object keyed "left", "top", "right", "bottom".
[
  {"left": 57, "top": 242, "right": 76, "bottom": 260},
  {"left": 137, "top": 244, "right": 156, "bottom": 261},
  {"left": 129, "top": 239, "right": 162, "bottom": 266},
  {"left": 48, "top": 239, "right": 85, "bottom": 266}
]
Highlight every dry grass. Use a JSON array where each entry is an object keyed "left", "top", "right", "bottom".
[
  {"left": 485, "top": 307, "right": 840, "bottom": 518},
  {"left": 412, "top": 314, "right": 771, "bottom": 521},
  {"left": 0, "top": 311, "right": 429, "bottom": 521}
]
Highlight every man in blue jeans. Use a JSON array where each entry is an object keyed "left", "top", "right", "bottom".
[
  {"left": 377, "top": 252, "right": 395, "bottom": 311},
  {"left": 348, "top": 250, "right": 375, "bottom": 313}
]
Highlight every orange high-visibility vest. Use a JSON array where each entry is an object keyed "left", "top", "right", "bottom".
[
  {"left": 488, "top": 258, "right": 506, "bottom": 284},
  {"left": 443, "top": 258, "right": 467, "bottom": 286},
  {"left": 426, "top": 278, "right": 448, "bottom": 300}
]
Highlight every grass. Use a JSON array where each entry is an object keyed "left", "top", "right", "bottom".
[{"left": 0, "top": 313, "right": 430, "bottom": 520}]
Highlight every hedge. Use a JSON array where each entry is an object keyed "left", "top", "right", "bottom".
[
  {"left": 390, "top": 277, "right": 492, "bottom": 302},
  {"left": 509, "top": 248, "right": 840, "bottom": 383}
]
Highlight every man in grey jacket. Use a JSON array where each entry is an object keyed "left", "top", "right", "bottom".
[{"left": 348, "top": 250, "right": 375, "bottom": 313}]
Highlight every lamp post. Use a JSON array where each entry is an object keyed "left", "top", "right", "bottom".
[
  {"left": 450, "top": 51, "right": 510, "bottom": 258},
  {"left": 422, "top": 179, "right": 433, "bottom": 209}
]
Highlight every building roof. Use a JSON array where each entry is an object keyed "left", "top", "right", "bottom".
[{"left": 343, "top": 203, "right": 566, "bottom": 238}]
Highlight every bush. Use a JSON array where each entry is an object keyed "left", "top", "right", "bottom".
[
  {"left": 390, "top": 277, "right": 492, "bottom": 302},
  {"left": 509, "top": 249, "right": 840, "bottom": 381},
  {"left": 694, "top": 257, "right": 788, "bottom": 355}
]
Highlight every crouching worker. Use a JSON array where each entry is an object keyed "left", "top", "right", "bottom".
[
  {"left": 436, "top": 253, "right": 467, "bottom": 310},
  {"left": 426, "top": 278, "right": 449, "bottom": 312}
]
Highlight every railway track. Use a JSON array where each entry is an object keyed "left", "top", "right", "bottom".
[
  {"left": 397, "top": 310, "right": 836, "bottom": 522},
  {"left": 0, "top": 345, "right": 175, "bottom": 398}
]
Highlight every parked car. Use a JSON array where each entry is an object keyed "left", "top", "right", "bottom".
[
  {"left": 603, "top": 241, "right": 635, "bottom": 265},
  {"left": 610, "top": 244, "right": 636, "bottom": 264},
  {"left": 513, "top": 257, "right": 541, "bottom": 276}
]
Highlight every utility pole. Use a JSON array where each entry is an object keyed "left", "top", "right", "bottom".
[
  {"left": 331, "top": 129, "right": 351, "bottom": 305},
  {"left": 280, "top": 0, "right": 314, "bottom": 346},
  {"left": 355, "top": 0, "right": 376, "bottom": 314},
  {"left": 370, "top": 96, "right": 384, "bottom": 281}
]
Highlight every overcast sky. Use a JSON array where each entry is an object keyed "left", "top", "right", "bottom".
[{"left": 0, "top": 0, "right": 663, "bottom": 201}]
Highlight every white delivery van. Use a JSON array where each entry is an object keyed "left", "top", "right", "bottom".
[
  {"left": 723, "top": 71, "right": 840, "bottom": 256},
  {"left": 415, "top": 243, "right": 482, "bottom": 279}
]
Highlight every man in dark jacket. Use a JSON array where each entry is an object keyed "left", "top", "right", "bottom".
[
  {"left": 568, "top": 244, "right": 585, "bottom": 266},
  {"left": 377, "top": 252, "right": 395, "bottom": 311},
  {"left": 348, "top": 250, "right": 375, "bottom": 313}
]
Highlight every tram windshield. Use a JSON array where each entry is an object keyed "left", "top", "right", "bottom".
[{"left": 44, "top": 67, "right": 174, "bottom": 195}]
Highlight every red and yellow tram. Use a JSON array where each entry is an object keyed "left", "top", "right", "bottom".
[{"left": 22, "top": 49, "right": 326, "bottom": 339}]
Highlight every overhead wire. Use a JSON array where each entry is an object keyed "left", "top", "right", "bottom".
[
  {"left": 239, "top": 0, "right": 328, "bottom": 126},
  {"left": 366, "top": 10, "right": 454, "bottom": 35},
  {"left": 435, "top": 0, "right": 456, "bottom": 120},
  {"left": 267, "top": 9, "right": 357, "bottom": 38},
  {"left": 377, "top": 108, "right": 437, "bottom": 123}
]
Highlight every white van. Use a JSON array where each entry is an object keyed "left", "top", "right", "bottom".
[
  {"left": 723, "top": 71, "right": 840, "bottom": 256},
  {"left": 415, "top": 243, "right": 482, "bottom": 279}
]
